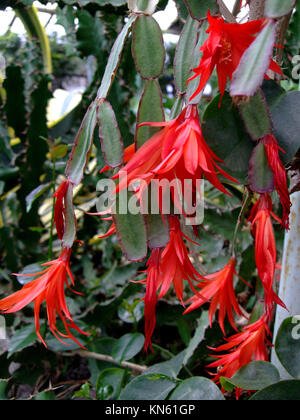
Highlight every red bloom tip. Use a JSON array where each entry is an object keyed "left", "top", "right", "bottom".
[
  {"left": 248, "top": 194, "right": 287, "bottom": 316},
  {"left": 188, "top": 11, "right": 282, "bottom": 102},
  {"left": 0, "top": 248, "right": 88, "bottom": 347},
  {"left": 184, "top": 257, "right": 246, "bottom": 335},
  {"left": 115, "top": 105, "right": 238, "bottom": 211},
  {"left": 143, "top": 248, "right": 162, "bottom": 352},
  {"left": 53, "top": 180, "right": 70, "bottom": 240},
  {"left": 142, "top": 216, "right": 204, "bottom": 350},
  {"left": 262, "top": 134, "right": 291, "bottom": 230},
  {"left": 208, "top": 315, "right": 271, "bottom": 395}
]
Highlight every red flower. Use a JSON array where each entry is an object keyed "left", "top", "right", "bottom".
[
  {"left": 188, "top": 11, "right": 282, "bottom": 101},
  {"left": 114, "top": 104, "right": 237, "bottom": 209},
  {"left": 184, "top": 257, "right": 246, "bottom": 334},
  {"left": 262, "top": 134, "right": 291, "bottom": 229},
  {"left": 0, "top": 248, "right": 88, "bottom": 347},
  {"left": 158, "top": 216, "right": 203, "bottom": 304},
  {"left": 139, "top": 216, "right": 204, "bottom": 350},
  {"left": 53, "top": 180, "right": 70, "bottom": 239},
  {"left": 208, "top": 315, "right": 271, "bottom": 396},
  {"left": 248, "top": 194, "right": 286, "bottom": 316},
  {"left": 143, "top": 248, "right": 162, "bottom": 351}
]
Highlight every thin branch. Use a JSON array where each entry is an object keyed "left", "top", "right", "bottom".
[
  {"left": 249, "top": 0, "right": 266, "bottom": 20},
  {"left": 217, "top": 0, "right": 236, "bottom": 23},
  {"left": 36, "top": 7, "right": 57, "bottom": 15},
  {"left": 62, "top": 350, "right": 148, "bottom": 374}
]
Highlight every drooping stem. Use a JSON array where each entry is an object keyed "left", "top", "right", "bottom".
[{"left": 231, "top": 186, "right": 253, "bottom": 257}]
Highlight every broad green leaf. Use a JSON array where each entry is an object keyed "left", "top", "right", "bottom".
[
  {"left": 65, "top": 101, "right": 97, "bottom": 186},
  {"left": 34, "top": 391, "right": 56, "bottom": 400},
  {"left": 113, "top": 191, "right": 148, "bottom": 262},
  {"left": 265, "top": 0, "right": 296, "bottom": 18},
  {"left": 222, "top": 361, "right": 280, "bottom": 391},
  {"left": 132, "top": 15, "right": 165, "bottom": 80},
  {"left": 239, "top": 91, "right": 272, "bottom": 140},
  {"left": 169, "top": 377, "right": 225, "bottom": 400},
  {"left": 184, "top": 0, "right": 218, "bottom": 21},
  {"left": 119, "top": 374, "right": 176, "bottom": 400},
  {"left": 270, "top": 91, "right": 300, "bottom": 164},
  {"left": 131, "top": 0, "right": 159, "bottom": 13},
  {"left": 250, "top": 380, "right": 300, "bottom": 400},
  {"left": 62, "top": 183, "right": 76, "bottom": 249},
  {"left": 248, "top": 141, "right": 274, "bottom": 193},
  {"left": 96, "top": 368, "right": 126, "bottom": 400},
  {"left": 146, "top": 213, "right": 170, "bottom": 249},
  {"left": 202, "top": 92, "right": 254, "bottom": 183},
  {"left": 136, "top": 79, "right": 164, "bottom": 148},
  {"left": 26, "top": 183, "right": 51, "bottom": 213},
  {"left": 146, "top": 351, "right": 187, "bottom": 379},
  {"left": 145, "top": 311, "right": 210, "bottom": 378},
  {"left": 230, "top": 21, "right": 278, "bottom": 97},
  {"left": 97, "top": 15, "right": 137, "bottom": 99},
  {"left": 8, "top": 324, "right": 38, "bottom": 358},
  {"left": 174, "top": 15, "right": 199, "bottom": 94},
  {"left": 97, "top": 100, "right": 124, "bottom": 168},
  {"left": 111, "top": 333, "right": 145, "bottom": 362},
  {"left": 183, "top": 310, "right": 210, "bottom": 365},
  {"left": 275, "top": 317, "right": 300, "bottom": 379}
]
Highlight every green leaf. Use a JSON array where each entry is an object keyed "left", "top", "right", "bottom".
[
  {"left": 275, "top": 316, "right": 300, "bottom": 379},
  {"left": 248, "top": 141, "right": 274, "bottom": 193},
  {"left": 146, "top": 351, "right": 187, "bottom": 379},
  {"left": 265, "top": 0, "right": 296, "bottom": 18},
  {"left": 97, "top": 15, "right": 137, "bottom": 99},
  {"left": 146, "top": 213, "right": 170, "bottom": 249},
  {"left": 239, "top": 91, "right": 272, "bottom": 140},
  {"left": 113, "top": 191, "right": 148, "bottom": 262},
  {"left": 222, "top": 361, "right": 280, "bottom": 391},
  {"left": 270, "top": 91, "right": 300, "bottom": 164},
  {"left": 136, "top": 79, "right": 165, "bottom": 148},
  {"left": 145, "top": 311, "right": 210, "bottom": 378},
  {"left": 25, "top": 183, "right": 51, "bottom": 213},
  {"left": 174, "top": 16, "right": 199, "bottom": 94},
  {"left": 183, "top": 310, "right": 210, "bottom": 365},
  {"left": 62, "top": 183, "right": 76, "bottom": 249},
  {"left": 96, "top": 368, "right": 126, "bottom": 400},
  {"left": 230, "top": 21, "right": 278, "bottom": 97},
  {"left": 111, "top": 333, "right": 145, "bottom": 363},
  {"left": 202, "top": 92, "right": 254, "bottom": 183},
  {"left": 131, "top": 15, "right": 165, "bottom": 80},
  {"left": 184, "top": 0, "right": 218, "bottom": 21},
  {"left": 169, "top": 377, "right": 225, "bottom": 400},
  {"left": 119, "top": 374, "right": 176, "bottom": 400},
  {"left": 250, "top": 380, "right": 300, "bottom": 400},
  {"left": 65, "top": 101, "right": 97, "bottom": 186},
  {"left": 8, "top": 324, "right": 38, "bottom": 358},
  {"left": 97, "top": 100, "right": 124, "bottom": 168}
]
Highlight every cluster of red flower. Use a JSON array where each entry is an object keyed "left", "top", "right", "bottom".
[{"left": 0, "top": 10, "right": 290, "bottom": 396}]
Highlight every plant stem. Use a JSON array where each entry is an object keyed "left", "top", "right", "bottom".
[
  {"left": 231, "top": 187, "right": 252, "bottom": 257},
  {"left": 63, "top": 350, "right": 148, "bottom": 374}
]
